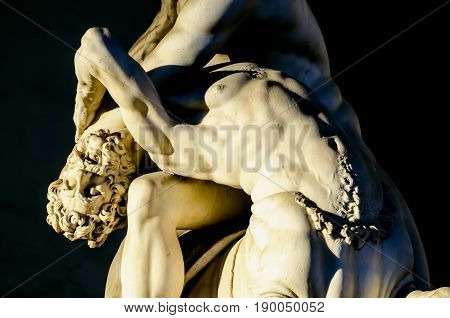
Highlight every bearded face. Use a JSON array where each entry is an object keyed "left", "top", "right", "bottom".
[{"left": 46, "top": 129, "right": 136, "bottom": 248}]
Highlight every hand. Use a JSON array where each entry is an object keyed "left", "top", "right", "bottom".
[{"left": 73, "top": 29, "right": 108, "bottom": 141}]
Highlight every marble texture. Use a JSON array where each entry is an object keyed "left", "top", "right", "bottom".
[{"left": 46, "top": 0, "right": 447, "bottom": 298}]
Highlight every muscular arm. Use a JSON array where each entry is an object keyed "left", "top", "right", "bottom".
[
  {"left": 74, "top": 0, "right": 257, "bottom": 139},
  {"left": 76, "top": 28, "right": 213, "bottom": 178},
  {"left": 138, "top": 0, "right": 257, "bottom": 86}
]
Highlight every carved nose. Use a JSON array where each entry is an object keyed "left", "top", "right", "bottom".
[{"left": 65, "top": 170, "right": 92, "bottom": 197}]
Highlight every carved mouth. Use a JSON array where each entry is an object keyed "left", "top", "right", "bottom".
[
  {"left": 77, "top": 193, "right": 100, "bottom": 203},
  {"left": 60, "top": 194, "right": 102, "bottom": 215}
]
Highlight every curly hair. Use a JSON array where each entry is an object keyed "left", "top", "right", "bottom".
[{"left": 46, "top": 129, "right": 136, "bottom": 248}]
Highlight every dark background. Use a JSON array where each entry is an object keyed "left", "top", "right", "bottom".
[{"left": 0, "top": 0, "right": 448, "bottom": 297}]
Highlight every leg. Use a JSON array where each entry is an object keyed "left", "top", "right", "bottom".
[
  {"left": 105, "top": 238, "right": 124, "bottom": 298},
  {"left": 121, "top": 172, "right": 251, "bottom": 297},
  {"left": 228, "top": 192, "right": 321, "bottom": 297}
]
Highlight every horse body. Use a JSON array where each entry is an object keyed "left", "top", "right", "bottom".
[{"left": 179, "top": 168, "right": 428, "bottom": 298}]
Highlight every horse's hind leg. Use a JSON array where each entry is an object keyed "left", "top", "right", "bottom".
[{"left": 221, "top": 192, "right": 329, "bottom": 298}]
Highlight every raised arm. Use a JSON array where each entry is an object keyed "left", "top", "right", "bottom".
[
  {"left": 75, "top": 28, "right": 217, "bottom": 179},
  {"left": 135, "top": 0, "right": 257, "bottom": 84},
  {"left": 74, "top": 0, "right": 256, "bottom": 140},
  {"left": 75, "top": 29, "right": 174, "bottom": 153}
]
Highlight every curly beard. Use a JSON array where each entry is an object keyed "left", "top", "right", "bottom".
[
  {"left": 46, "top": 129, "right": 136, "bottom": 248},
  {"left": 46, "top": 179, "right": 127, "bottom": 248}
]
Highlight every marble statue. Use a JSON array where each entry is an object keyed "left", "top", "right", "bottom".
[{"left": 47, "top": 0, "right": 449, "bottom": 298}]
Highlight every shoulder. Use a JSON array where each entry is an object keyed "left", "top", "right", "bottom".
[{"left": 176, "top": 0, "right": 258, "bottom": 32}]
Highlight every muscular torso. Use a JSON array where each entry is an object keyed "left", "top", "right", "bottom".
[
  {"left": 154, "top": 63, "right": 383, "bottom": 221},
  {"left": 163, "top": 66, "right": 421, "bottom": 295}
]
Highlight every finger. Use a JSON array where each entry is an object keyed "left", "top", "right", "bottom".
[
  {"left": 74, "top": 116, "right": 86, "bottom": 142},
  {"left": 73, "top": 81, "right": 105, "bottom": 134},
  {"left": 75, "top": 129, "right": 82, "bottom": 142},
  {"left": 73, "top": 101, "right": 87, "bottom": 131},
  {"left": 73, "top": 46, "right": 107, "bottom": 139}
]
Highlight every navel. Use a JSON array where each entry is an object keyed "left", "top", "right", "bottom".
[{"left": 216, "top": 83, "right": 227, "bottom": 92}]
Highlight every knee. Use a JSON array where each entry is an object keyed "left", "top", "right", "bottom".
[
  {"left": 81, "top": 27, "right": 111, "bottom": 47},
  {"left": 128, "top": 176, "right": 158, "bottom": 211},
  {"left": 127, "top": 174, "right": 174, "bottom": 224},
  {"left": 78, "top": 27, "right": 113, "bottom": 62}
]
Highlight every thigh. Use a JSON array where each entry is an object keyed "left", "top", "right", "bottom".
[{"left": 128, "top": 172, "right": 252, "bottom": 230}]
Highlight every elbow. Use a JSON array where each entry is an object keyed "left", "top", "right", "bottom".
[{"left": 142, "top": 129, "right": 175, "bottom": 156}]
